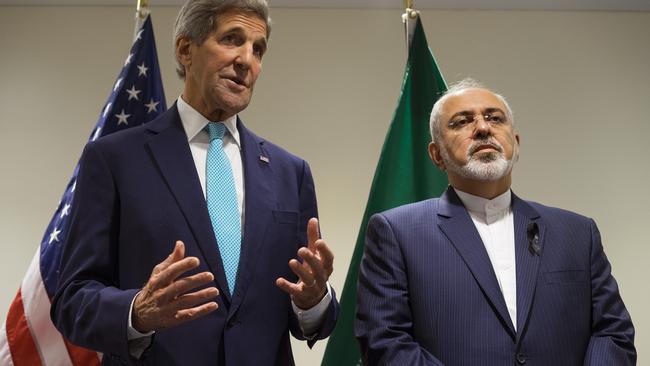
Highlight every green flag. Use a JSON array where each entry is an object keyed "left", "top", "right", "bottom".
[{"left": 321, "top": 15, "right": 448, "bottom": 366}]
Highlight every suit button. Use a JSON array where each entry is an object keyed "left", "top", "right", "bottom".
[
  {"left": 516, "top": 353, "right": 526, "bottom": 364},
  {"left": 226, "top": 318, "right": 241, "bottom": 329}
]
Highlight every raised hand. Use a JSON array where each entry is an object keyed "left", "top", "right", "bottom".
[
  {"left": 133, "top": 241, "right": 219, "bottom": 332},
  {"left": 276, "top": 218, "right": 334, "bottom": 309}
]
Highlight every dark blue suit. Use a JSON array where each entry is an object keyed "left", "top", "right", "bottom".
[
  {"left": 355, "top": 188, "right": 635, "bottom": 365},
  {"left": 51, "top": 105, "right": 339, "bottom": 365}
]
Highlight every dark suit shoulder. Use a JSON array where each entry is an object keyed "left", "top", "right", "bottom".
[
  {"left": 375, "top": 198, "right": 439, "bottom": 223},
  {"left": 245, "top": 128, "right": 307, "bottom": 166}
]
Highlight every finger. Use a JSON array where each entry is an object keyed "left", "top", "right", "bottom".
[
  {"left": 174, "top": 301, "right": 219, "bottom": 322},
  {"left": 150, "top": 256, "right": 201, "bottom": 290},
  {"left": 173, "top": 287, "right": 220, "bottom": 310},
  {"left": 152, "top": 241, "right": 185, "bottom": 275},
  {"left": 160, "top": 271, "right": 215, "bottom": 302},
  {"left": 298, "top": 247, "right": 326, "bottom": 284},
  {"left": 306, "top": 218, "right": 320, "bottom": 249},
  {"left": 288, "top": 259, "right": 315, "bottom": 286},
  {"left": 314, "top": 239, "right": 334, "bottom": 276},
  {"left": 275, "top": 277, "right": 302, "bottom": 296}
]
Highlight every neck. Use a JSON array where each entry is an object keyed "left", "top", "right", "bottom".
[
  {"left": 448, "top": 173, "right": 511, "bottom": 199},
  {"left": 181, "top": 89, "right": 232, "bottom": 122}
]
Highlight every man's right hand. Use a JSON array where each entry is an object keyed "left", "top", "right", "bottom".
[{"left": 133, "top": 241, "right": 219, "bottom": 333}]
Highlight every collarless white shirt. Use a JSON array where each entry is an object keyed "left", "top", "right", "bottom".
[{"left": 454, "top": 188, "right": 517, "bottom": 330}]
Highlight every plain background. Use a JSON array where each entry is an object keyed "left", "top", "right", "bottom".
[{"left": 0, "top": 5, "right": 648, "bottom": 364}]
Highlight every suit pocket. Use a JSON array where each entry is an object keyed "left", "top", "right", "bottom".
[
  {"left": 272, "top": 210, "right": 299, "bottom": 224},
  {"left": 544, "top": 270, "right": 587, "bottom": 284}
]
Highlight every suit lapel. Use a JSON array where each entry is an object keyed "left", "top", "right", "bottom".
[
  {"left": 512, "top": 193, "right": 544, "bottom": 342},
  {"left": 227, "top": 120, "right": 274, "bottom": 320},
  {"left": 144, "top": 105, "right": 231, "bottom": 304},
  {"left": 437, "top": 188, "right": 516, "bottom": 338}
]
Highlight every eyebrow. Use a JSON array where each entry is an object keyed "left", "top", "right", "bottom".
[{"left": 448, "top": 107, "right": 506, "bottom": 120}]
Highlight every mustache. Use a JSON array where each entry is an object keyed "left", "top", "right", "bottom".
[{"left": 467, "top": 138, "right": 504, "bottom": 155}]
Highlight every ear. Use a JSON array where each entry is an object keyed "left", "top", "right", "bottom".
[
  {"left": 428, "top": 141, "right": 446, "bottom": 171},
  {"left": 176, "top": 37, "right": 192, "bottom": 71}
]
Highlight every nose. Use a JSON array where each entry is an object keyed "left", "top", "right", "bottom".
[
  {"left": 234, "top": 44, "right": 254, "bottom": 70},
  {"left": 472, "top": 115, "right": 491, "bottom": 138}
]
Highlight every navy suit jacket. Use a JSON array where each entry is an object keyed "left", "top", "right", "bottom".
[
  {"left": 51, "top": 104, "right": 338, "bottom": 365},
  {"left": 355, "top": 188, "right": 635, "bottom": 366}
]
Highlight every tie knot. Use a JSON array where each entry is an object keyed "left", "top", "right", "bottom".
[{"left": 208, "top": 122, "right": 227, "bottom": 141}]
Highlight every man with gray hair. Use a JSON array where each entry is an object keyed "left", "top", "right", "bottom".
[
  {"left": 51, "top": 1, "right": 339, "bottom": 364},
  {"left": 355, "top": 78, "right": 635, "bottom": 365}
]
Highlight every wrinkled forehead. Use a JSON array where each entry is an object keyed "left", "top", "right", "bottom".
[{"left": 441, "top": 88, "right": 507, "bottom": 117}]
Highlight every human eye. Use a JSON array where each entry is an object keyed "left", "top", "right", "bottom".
[
  {"left": 448, "top": 116, "right": 473, "bottom": 129},
  {"left": 220, "top": 33, "right": 238, "bottom": 45},
  {"left": 253, "top": 43, "right": 266, "bottom": 59},
  {"left": 485, "top": 113, "right": 506, "bottom": 124},
  {"left": 486, "top": 114, "right": 503, "bottom": 123}
]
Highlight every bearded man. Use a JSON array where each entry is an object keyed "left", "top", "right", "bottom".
[{"left": 354, "top": 79, "right": 635, "bottom": 366}]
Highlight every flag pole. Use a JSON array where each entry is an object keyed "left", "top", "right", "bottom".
[
  {"left": 134, "top": 0, "right": 150, "bottom": 39},
  {"left": 402, "top": 0, "right": 419, "bottom": 57}
]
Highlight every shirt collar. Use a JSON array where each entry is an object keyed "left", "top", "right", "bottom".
[
  {"left": 176, "top": 96, "right": 240, "bottom": 148},
  {"left": 454, "top": 188, "right": 512, "bottom": 215}
]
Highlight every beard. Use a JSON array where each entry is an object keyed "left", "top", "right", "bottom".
[{"left": 440, "top": 138, "right": 518, "bottom": 181}]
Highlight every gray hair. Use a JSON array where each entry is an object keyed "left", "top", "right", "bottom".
[
  {"left": 173, "top": 0, "right": 272, "bottom": 78},
  {"left": 429, "top": 78, "right": 514, "bottom": 143}
]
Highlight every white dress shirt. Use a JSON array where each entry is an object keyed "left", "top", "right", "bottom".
[
  {"left": 126, "top": 98, "right": 331, "bottom": 352},
  {"left": 454, "top": 188, "right": 517, "bottom": 330}
]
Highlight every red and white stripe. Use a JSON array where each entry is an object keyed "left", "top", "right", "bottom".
[{"left": 1, "top": 250, "right": 101, "bottom": 366}]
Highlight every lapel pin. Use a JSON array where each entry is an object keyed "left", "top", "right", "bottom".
[{"left": 259, "top": 155, "right": 270, "bottom": 163}]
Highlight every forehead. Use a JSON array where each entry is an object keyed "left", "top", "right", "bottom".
[
  {"left": 441, "top": 88, "right": 506, "bottom": 116},
  {"left": 214, "top": 10, "right": 267, "bottom": 37}
]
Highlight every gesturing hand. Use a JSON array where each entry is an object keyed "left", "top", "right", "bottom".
[
  {"left": 132, "top": 241, "right": 219, "bottom": 333},
  {"left": 276, "top": 218, "right": 334, "bottom": 310}
]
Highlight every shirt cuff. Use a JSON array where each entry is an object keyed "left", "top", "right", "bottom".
[
  {"left": 127, "top": 291, "right": 154, "bottom": 359},
  {"left": 291, "top": 282, "right": 332, "bottom": 339}
]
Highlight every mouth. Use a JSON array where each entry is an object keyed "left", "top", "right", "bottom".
[
  {"left": 223, "top": 75, "right": 247, "bottom": 88},
  {"left": 470, "top": 144, "right": 501, "bottom": 155}
]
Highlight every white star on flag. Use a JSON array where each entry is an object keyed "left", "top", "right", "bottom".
[
  {"left": 137, "top": 62, "right": 148, "bottom": 77},
  {"left": 126, "top": 86, "right": 141, "bottom": 101},
  {"left": 113, "top": 78, "right": 123, "bottom": 92},
  {"left": 48, "top": 227, "right": 61, "bottom": 244},
  {"left": 115, "top": 109, "right": 131, "bottom": 125},
  {"left": 136, "top": 29, "right": 144, "bottom": 40},
  {"left": 145, "top": 98, "right": 159, "bottom": 113},
  {"left": 124, "top": 52, "right": 134, "bottom": 66},
  {"left": 60, "top": 204, "right": 71, "bottom": 219}
]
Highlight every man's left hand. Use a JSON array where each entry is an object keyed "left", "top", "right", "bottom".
[{"left": 276, "top": 218, "right": 334, "bottom": 309}]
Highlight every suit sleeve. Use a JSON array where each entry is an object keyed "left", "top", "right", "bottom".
[
  {"left": 288, "top": 160, "right": 340, "bottom": 346},
  {"left": 50, "top": 142, "right": 140, "bottom": 361},
  {"left": 355, "top": 213, "right": 443, "bottom": 366},
  {"left": 583, "top": 219, "right": 636, "bottom": 365}
]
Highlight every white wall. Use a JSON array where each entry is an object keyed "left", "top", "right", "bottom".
[{"left": 1, "top": 6, "right": 648, "bottom": 364}]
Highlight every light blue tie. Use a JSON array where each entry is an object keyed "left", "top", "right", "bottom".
[{"left": 206, "top": 122, "right": 241, "bottom": 295}]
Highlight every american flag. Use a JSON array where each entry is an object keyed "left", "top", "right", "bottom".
[{"left": 0, "top": 15, "right": 166, "bottom": 366}]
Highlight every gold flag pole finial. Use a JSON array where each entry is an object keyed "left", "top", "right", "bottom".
[
  {"left": 402, "top": 0, "right": 419, "bottom": 57},
  {"left": 134, "top": 0, "right": 150, "bottom": 40},
  {"left": 136, "top": 0, "right": 149, "bottom": 20}
]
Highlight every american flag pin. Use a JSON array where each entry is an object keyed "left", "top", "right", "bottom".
[{"left": 259, "top": 155, "right": 270, "bottom": 163}]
